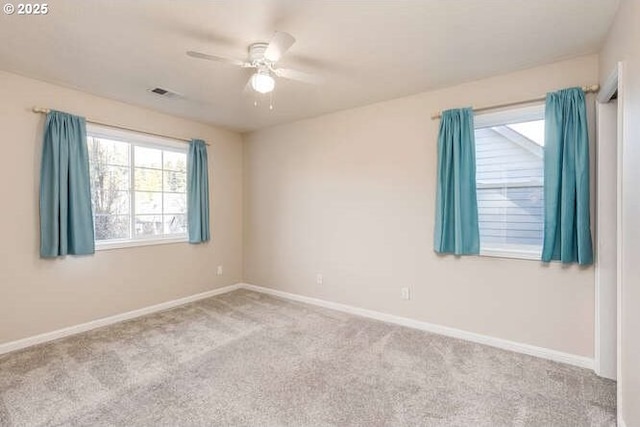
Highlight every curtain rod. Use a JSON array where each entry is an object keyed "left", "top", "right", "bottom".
[
  {"left": 32, "top": 107, "right": 209, "bottom": 145},
  {"left": 430, "top": 84, "right": 600, "bottom": 120}
]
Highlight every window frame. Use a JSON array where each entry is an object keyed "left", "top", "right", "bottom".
[
  {"left": 474, "top": 104, "right": 545, "bottom": 261},
  {"left": 86, "top": 124, "right": 189, "bottom": 251}
]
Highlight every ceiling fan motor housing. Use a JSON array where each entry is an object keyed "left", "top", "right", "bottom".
[{"left": 248, "top": 43, "right": 270, "bottom": 65}]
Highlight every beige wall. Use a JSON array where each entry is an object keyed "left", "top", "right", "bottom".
[
  {"left": 0, "top": 53, "right": 603, "bottom": 363},
  {"left": 244, "top": 55, "right": 598, "bottom": 358},
  {"left": 600, "top": 0, "right": 640, "bottom": 423},
  {"left": 0, "top": 71, "right": 243, "bottom": 344}
]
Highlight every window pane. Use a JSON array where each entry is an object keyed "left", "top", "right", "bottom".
[
  {"left": 164, "top": 171, "right": 186, "bottom": 193},
  {"left": 477, "top": 186, "right": 544, "bottom": 248},
  {"left": 507, "top": 120, "right": 545, "bottom": 146},
  {"left": 90, "top": 168, "right": 130, "bottom": 217},
  {"left": 475, "top": 115, "right": 544, "bottom": 255},
  {"left": 135, "top": 191, "right": 162, "bottom": 214},
  {"left": 106, "top": 166, "right": 130, "bottom": 191},
  {"left": 94, "top": 214, "right": 130, "bottom": 241},
  {"left": 88, "top": 137, "right": 129, "bottom": 166},
  {"left": 164, "top": 151, "right": 187, "bottom": 172},
  {"left": 163, "top": 193, "right": 187, "bottom": 214},
  {"left": 92, "top": 190, "right": 130, "bottom": 216},
  {"left": 89, "top": 165, "right": 129, "bottom": 192},
  {"left": 164, "top": 214, "right": 187, "bottom": 235},
  {"left": 135, "top": 215, "right": 163, "bottom": 237},
  {"left": 135, "top": 146, "right": 162, "bottom": 168},
  {"left": 135, "top": 168, "right": 163, "bottom": 191}
]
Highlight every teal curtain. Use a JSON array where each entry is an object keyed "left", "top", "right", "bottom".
[
  {"left": 542, "top": 87, "right": 593, "bottom": 265},
  {"left": 39, "top": 111, "right": 94, "bottom": 257},
  {"left": 187, "top": 139, "right": 210, "bottom": 243},
  {"left": 434, "top": 108, "right": 479, "bottom": 255}
]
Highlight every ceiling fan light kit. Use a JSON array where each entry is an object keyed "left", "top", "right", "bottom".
[{"left": 251, "top": 70, "right": 275, "bottom": 94}]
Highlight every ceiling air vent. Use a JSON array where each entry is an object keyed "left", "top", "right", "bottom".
[{"left": 147, "top": 87, "right": 181, "bottom": 99}]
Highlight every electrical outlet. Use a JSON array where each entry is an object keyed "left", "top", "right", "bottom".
[
  {"left": 316, "top": 273, "right": 323, "bottom": 285},
  {"left": 217, "top": 265, "right": 223, "bottom": 276},
  {"left": 401, "top": 287, "right": 411, "bottom": 300}
]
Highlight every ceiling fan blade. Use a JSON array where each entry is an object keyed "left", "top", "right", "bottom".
[
  {"left": 243, "top": 76, "right": 255, "bottom": 95},
  {"left": 186, "top": 50, "right": 246, "bottom": 67},
  {"left": 275, "top": 68, "right": 322, "bottom": 85},
  {"left": 264, "top": 32, "right": 296, "bottom": 62}
]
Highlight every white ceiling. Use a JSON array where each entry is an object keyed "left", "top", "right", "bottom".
[{"left": 0, "top": 0, "right": 619, "bottom": 132}]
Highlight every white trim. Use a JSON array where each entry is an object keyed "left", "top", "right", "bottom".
[
  {"left": 594, "top": 98, "right": 619, "bottom": 380},
  {"left": 0, "top": 284, "right": 241, "bottom": 355},
  {"left": 239, "top": 283, "right": 594, "bottom": 370},
  {"left": 474, "top": 103, "right": 545, "bottom": 128},
  {"left": 618, "top": 416, "right": 626, "bottom": 427},
  {"left": 87, "top": 123, "right": 187, "bottom": 151},
  {"left": 95, "top": 236, "right": 188, "bottom": 251},
  {"left": 616, "top": 60, "right": 625, "bottom": 424},
  {"left": 479, "top": 247, "right": 541, "bottom": 261},
  {"left": 0, "top": 281, "right": 594, "bottom": 371}
]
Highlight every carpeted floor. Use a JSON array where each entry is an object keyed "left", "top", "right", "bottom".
[{"left": 0, "top": 289, "right": 615, "bottom": 426}]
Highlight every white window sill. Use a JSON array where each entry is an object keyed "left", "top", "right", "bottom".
[
  {"left": 96, "top": 236, "right": 188, "bottom": 251},
  {"left": 479, "top": 247, "right": 542, "bottom": 261}
]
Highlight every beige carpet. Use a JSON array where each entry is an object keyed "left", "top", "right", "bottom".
[{"left": 0, "top": 289, "right": 615, "bottom": 426}]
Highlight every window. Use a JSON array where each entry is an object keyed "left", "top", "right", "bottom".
[
  {"left": 474, "top": 105, "right": 545, "bottom": 259},
  {"left": 86, "top": 125, "right": 188, "bottom": 249}
]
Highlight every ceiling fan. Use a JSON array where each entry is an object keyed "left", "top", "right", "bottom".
[{"left": 187, "top": 32, "right": 319, "bottom": 95}]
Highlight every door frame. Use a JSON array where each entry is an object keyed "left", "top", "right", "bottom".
[
  {"left": 594, "top": 64, "right": 622, "bottom": 381},
  {"left": 594, "top": 63, "right": 625, "bottom": 422}
]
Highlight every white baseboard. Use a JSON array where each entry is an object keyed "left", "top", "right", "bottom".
[
  {"left": 0, "top": 282, "right": 595, "bottom": 371},
  {"left": 0, "top": 283, "right": 241, "bottom": 355},
  {"left": 239, "top": 283, "right": 594, "bottom": 370}
]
